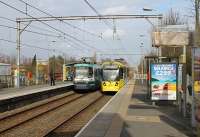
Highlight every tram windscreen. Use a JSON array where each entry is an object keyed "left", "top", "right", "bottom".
[
  {"left": 103, "top": 69, "right": 119, "bottom": 81},
  {"left": 75, "top": 67, "right": 93, "bottom": 78}
]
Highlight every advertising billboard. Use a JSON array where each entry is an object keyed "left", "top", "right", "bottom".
[
  {"left": 153, "top": 31, "right": 189, "bottom": 47},
  {"left": 151, "top": 63, "right": 177, "bottom": 101}
]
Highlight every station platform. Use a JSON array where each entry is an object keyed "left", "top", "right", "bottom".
[
  {"left": 0, "top": 81, "right": 73, "bottom": 112},
  {"left": 0, "top": 81, "right": 73, "bottom": 101},
  {"left": 75, "top": 80, "right": 195, "bottom": 137}
]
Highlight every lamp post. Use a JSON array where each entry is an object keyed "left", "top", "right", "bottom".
[
  {"left": 143, "top": 8, "right": 162, "bottom": 59},
  {"left": 16, "top": 21, "right": 21, "bottom": 88},
  {"left": 51, "top": 41, "right": 56, "bottom": 81},
  {"left": 48, "top": 40, "right": 56, "bottom": 82},
  {"left": 140, "top": 42, "right": 144, "bottom": 84}
]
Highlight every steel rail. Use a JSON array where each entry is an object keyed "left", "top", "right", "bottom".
[
  {"left": 0, "top": 92, "right": 85, "bottom": 134},
  {"left": 46, "top": 93, "right": 104, "bottom": 136}
]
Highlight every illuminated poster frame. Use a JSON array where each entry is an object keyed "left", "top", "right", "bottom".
[{"left": 150, "top": 63, "right": 178, "bottom": 101}]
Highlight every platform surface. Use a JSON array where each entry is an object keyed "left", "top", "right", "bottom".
[
  {"left": 75, "top": 80, "right": 194, "bottom": 137},
  {"left": 0, "top": 82, "right": 73, "bottom": 101}
]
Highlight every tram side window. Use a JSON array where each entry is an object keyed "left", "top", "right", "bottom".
[
  {"left": 88, "top": 67, "right": 93, "bottom": 78},
  {"left": 119, "top": 68, "right": 123, "bottom": 79},
  {"left": 123, "top": 68, "right": 126, "bottom": 79},
  {"left": 99, "top": 69, "right": 103, "bottom": 80}
]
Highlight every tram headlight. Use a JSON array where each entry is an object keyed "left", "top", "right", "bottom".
[{"left": 103, "top": 82, "right": 106, "bottom": 86}]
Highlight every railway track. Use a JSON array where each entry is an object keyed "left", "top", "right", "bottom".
[
  {"left": 0, "top": 91, "right": 108, "bottom": 137},
  {"left": 48, "top": 95, "right": 112, "bottom": 137}
]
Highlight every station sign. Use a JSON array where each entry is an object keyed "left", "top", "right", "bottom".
[{"left": 150, "top": 63, "right": 177, "bottom": 101}]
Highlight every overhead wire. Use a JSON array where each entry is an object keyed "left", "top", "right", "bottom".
[
  {"left": 62, "top": 38, "right": 91, "bottom": 52},
  {"left": 18, "top": 0, "right": 111, "bottom": 49},
  {"left": 83, "top": 0, "right": 113, "bottom": 29},
  {"left": 83, "top": 0, "right": 129, "bottom": 59},
  {"left": 0, "top": 1, "right": 100, "bottom": 51},
  {"left": 0, "top": 24, "right": 61, "bottom": 38},
  {"left": 0, "top": 25, "right": 90, "bottom": 53},
  {"left": 0, "top": 38, "right": 78, "bottom": 56},
  {"left": 0, "top": 16, "right": 59, "bottom": 34},
  {"left": 83, "top": 0, "right": 124, "bottom": 41},
  {"left": 18, "top": 0, "right": 102, "bottom": 39},
  {"left": 0, "top": 38, "right": 52, "bottom": 51},
  {"left": 84, "top": 0, "right": 134, "bottom": 62},
  {"left": 0, "top": 16, "right": 91, "bottom": 52}
]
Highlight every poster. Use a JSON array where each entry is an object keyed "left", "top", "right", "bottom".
[{"left": 151, "top": 63, "right": 177, "bottom": 100}]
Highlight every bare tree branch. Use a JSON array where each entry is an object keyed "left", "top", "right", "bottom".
[{"left": 162, "top": 8, "right": 186, "bottom": 25}]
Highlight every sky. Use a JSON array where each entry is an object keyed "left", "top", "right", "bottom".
[{"left": 0, "top": 0, "right": 194, "bottom": 67}]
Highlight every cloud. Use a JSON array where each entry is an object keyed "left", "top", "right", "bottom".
[
  {"left": 103, "top": 29, "right": 126, "bottom": 39},
  {"left": 102, "top": 6, "right": 129, "bottom": 14}
]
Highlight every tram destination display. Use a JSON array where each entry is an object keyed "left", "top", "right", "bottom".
[{"left": 150, "top": 63, "right": 177, "bottom": 101}]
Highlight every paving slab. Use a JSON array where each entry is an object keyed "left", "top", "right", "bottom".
[
  {"left": 76, "top": 80, "right": 195, "bottom": 137},
  {"left": 121, "top": 83, "right": 195, "bottom": 137}
]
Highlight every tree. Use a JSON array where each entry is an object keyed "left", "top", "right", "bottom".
[
  {"left": 194, "top": 0, "right": 200, "bottom": 46},
  {"left": 160, "top": 8, "right": 186, "bottom": 58},
  {"left": 162, "top": 8, "right": 185, "bottom": 25},
  {"left": 188, "top": 0, "right": 200, "bottom": 45}
]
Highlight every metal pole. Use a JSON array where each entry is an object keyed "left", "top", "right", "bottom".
[
  {"left": 141, "top": 44, "right": 144, "bottom": 84},
  {"left": 195, "top": 0, "right": 200, "bottom": 46},
  {"left": 51, "top": 41, "right": 56, "bottom": 81},
  {"left": 53, "top": 50, "right": 55, "bottom": 81},
  {"left": 183, "top": 45, "right": 187, "bottom": 117},
  {"left": 48, "top": 46, "right": 50, "bottom": 82},
  {"left": 36, "top": 60, "right": 38, "bottom": 84},
  {"left": 156, "top": 47, "right": 159, "bottom": 57},
  {"left": 158, "top": 47, "right": 162, "bottom": 62},
  {"left": 16, "top": 21, "right": 20, "bottom": 88},
  {"left": 192, "top": 47, "right": 196, "bottom": 127}
]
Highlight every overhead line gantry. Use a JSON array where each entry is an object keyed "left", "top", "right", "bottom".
[
  {"left": 16, "top": 14, "right": 163, "bottom": 22},
  {"left": 16, "top": 14, "right": 162, "bottom": 88}
]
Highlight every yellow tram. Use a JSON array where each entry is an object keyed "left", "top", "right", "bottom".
[{"left": 101, "top": 61, "right": 127, "bottom": 92}]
